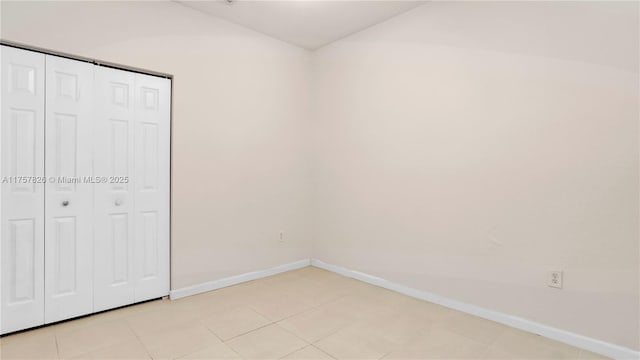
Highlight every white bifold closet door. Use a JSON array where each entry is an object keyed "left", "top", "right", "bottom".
[
  {"left": 44, "top": 55, "right": 95, "bottom": 323},
  {"left": 0, "top": 46, "right": 46, "bottom": 334},
  {"left": 93, "top": 66, "right": 136, "bottom": 311},
  {"left": 93, "top": 66, "right": 170, "bottom": 311},
  {"left": 132, "top": 73, "right": 170, "bottom": 303},
  {"left": 1, "top": 44, "right": 170, "bottom": 335}
]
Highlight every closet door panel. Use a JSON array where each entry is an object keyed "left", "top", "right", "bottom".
[
  {"left": 93, "top": 66, "right": 136, "bottom": 311},
  {"left": 44, "top": 55, "right": 94, "bottom": 323},
  {"left": 134, "top": 74, "right": 170, "bottom": 302},
  {"left": 0, "top": 46, "right": 46, "bottom": 334}
]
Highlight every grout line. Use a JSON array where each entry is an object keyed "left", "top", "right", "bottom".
[
  {"left": 218, "top": 284, "right": 352, "bottom": 346},
  {"left": 271, "top": 291, "right": 352, "bottom": 325},
  {"left": 273, "top": 322, "right": 312, "bottom": 346},
  {"left": 311, "top": 344, "right": 338, "bottom": 360},
  {"left": 309, "top": 325, "right": 347, "bottom": 348},
  {"left": 246, "top": 304, "right": 272, "bottom": 320},
  {"left": 125, "top": 319, "right": 154, "bottom": 360},
  {"left": 206, "top": 327, "right": 224, "bottom": 343},
  {"left": 301, "top": 301, "right": 358, "bottom": 345},
  {"left": 175, "top": 328, "right": 227, "bottom": 360},
  {"left": 54, "top": 332, "right": 60, "bottom": 359},
  {"left": 221, "top": 320, "right": 277, "bottom": 343},
  {"left": 278, "top": 343, "right": 310, "bottom": 359},
  {"left": 202, "top": 323, "right": 244, "bottom": 359}
]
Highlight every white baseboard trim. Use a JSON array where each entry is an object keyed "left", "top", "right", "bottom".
[
  {"left": 169, "top": 259, "right": 311, "bottom": 300},
  {"left": 311, "top": 259, "right": 640, "bottom": 360},
  {"left": 168, "top": 258, "right": 638, "bottom": 359}
]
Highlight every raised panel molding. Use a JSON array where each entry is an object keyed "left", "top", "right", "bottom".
[
  {"left": 111, "top": 83, "right": 129, "bottom": 108},
  {"left": 109, "top": 214, "right": 129, "bottom": 285},
  {"left": 110, "top": 119, "right": 129, "bottom": 191},
  {"left": 54, "top": 113, "right": 78, "bottom": 192},
  {"left": 53, "top": 217, "right": 77, "bottom": 296},
  {"left": 9, "top": 64, "right": 36, "bottom": 95},
  {"left": 142, "top": 123, "right": 158, "bottom": 191},
  {"left": 9, "top": 219, "right": 36, "bottom": 304},
  {"left": 141, "top": 211, "right": 158, "bottom": 279},
  {"left": 141, "top": 87, "right": 158, "bottom": 111},
  {"left": 55, "top": 71, "right": 78, "bottom": 101},
  {"left": 10, "top": 108, "right": 36, "bottom": 193}
]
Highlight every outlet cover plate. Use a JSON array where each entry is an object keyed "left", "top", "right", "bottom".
[{"left": 548, "top": 270, "right": 563, "bottom": 289}]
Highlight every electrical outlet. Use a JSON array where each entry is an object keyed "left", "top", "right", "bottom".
[
  {"left": 279, "top": 231, "right": 285, "bottom": 243},
  {"left": 548, "top": 270, "right": 563, "bottom": 289}
]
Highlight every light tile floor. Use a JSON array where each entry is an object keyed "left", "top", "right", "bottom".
[{"left": 0, "top": 266, "right": 608, "bottom": 360}]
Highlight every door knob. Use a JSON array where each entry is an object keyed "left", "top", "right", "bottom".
[
  {"left": 115, "top": 199, "right": 122, "bottom": 206},
  {"left": 62, "top": 200, "right": 69, "bottom": 207}
]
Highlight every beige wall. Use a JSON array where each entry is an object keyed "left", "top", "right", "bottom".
[
  {"left": 0, "top": 0, "right": 313, "bottom": 289},
  {"left": 312, "top": 1, "right": 639, "bottom": 350}
]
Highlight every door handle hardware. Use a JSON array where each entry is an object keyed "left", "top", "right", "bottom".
[{"left": 62, "top": 200, "right": 70, "bottom": 207}]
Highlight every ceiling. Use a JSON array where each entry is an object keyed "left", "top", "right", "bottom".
[{"left": 176, "top": 1, "right": 425, "bottom": 50}]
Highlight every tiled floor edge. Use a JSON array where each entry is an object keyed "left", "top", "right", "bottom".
[{"left": 310, "top": 258, "right": 640, "bottom": 360}]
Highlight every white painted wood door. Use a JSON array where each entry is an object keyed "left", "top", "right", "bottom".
[
  {"left": 93, "top": 66, "right": 136, "bottom": 311},
  {"left": 1, "top": 47, "right": 170, "bottom": 333},
  {"left": 94, "top": 70, "right": 170, "bottom": 307},
  {"left": 0, "top": 46, "right": 46, "bottom": 334},
  {"left": 44, "top": 55, "right": 94, "bottom": 323},
  {"left": 133, "top": 74, "right": 170, "bottom": 302}
]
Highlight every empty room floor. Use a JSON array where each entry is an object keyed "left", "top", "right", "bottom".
[{"left": 0, "top": 267, "right": 606, "bottom": 360}]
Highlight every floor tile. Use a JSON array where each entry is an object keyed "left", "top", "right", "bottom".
[
  {"left": 439, "top": 310, "right": 508, "bottom": 345},
  {"left": 360, "top": 311, "right": 431, "bottom": 347},
  {"left": 486, "top": 328, "right": 581, "bottom": 359},
  {"left": 383, "top": 327, "right": 488, "bottom": 359},
  {"left": 318, "top": 295, "right": 395, "bottom": 323},
  {"left": 126, "top": 303, "right": 200, "bottom": 338},
  {"left": 249, "top": 289, "right": 317, "bottom": 322},
  {"left": 55, "top": 319, "right": 137, "bottom": 359},
  {"left": 226, "top": 324, "right": 307, "bottom": 359},
  {"left": 0, "top": 327, "right": 59, "bottom": 359},
  {"left": 179, "top": 283, "right": 259, "bottom": 317},
  {"left": 201, "top": 306, "right": 271, "bottom": 340},
  {"left": 399, "top": 298, "right": 452, "bottom": 324},
  {"left": 69, "top": 338, "right": 151, "bottom": 359},
  {"left": 277, "top": 303, "right": 352, "bottom": 343},
  {"left": 178, "top": 341, "right": 241, "bottom": 359},
  {"left": 138, "top": 324, "right": 223, "bottom": 359},
  {"left": 282, "top": 345, "right": 335, "bottom": 359},
  {"left": 0, "top": 267, "right": 590, "bottom": 360},
  {"left": 313, "top": 323, "right": 398, "bottom": 360}
]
